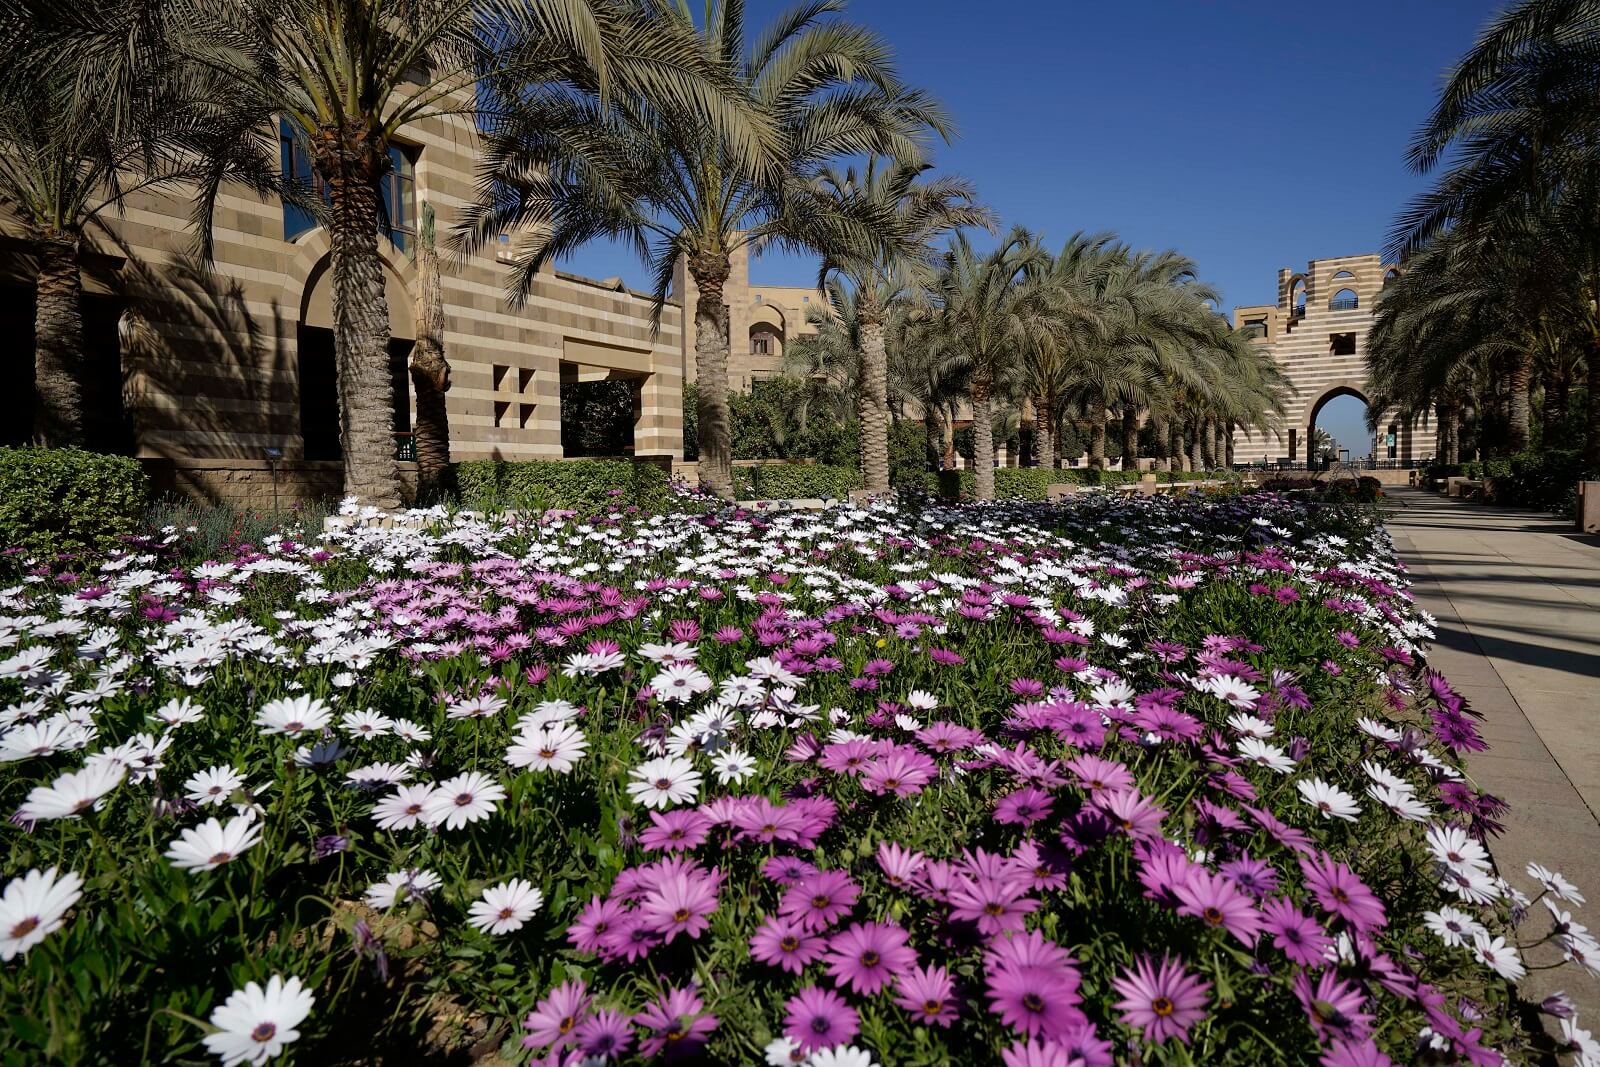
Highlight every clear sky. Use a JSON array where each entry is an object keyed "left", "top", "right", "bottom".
[{"left": 553, "top": 0, "right": 1507, "bottom": 450}]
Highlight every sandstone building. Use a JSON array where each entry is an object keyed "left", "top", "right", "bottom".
[
  {"left": 0, "top": 111, "right": 818, "bottom": 506},
  {"left": 1230, "top": 253, "right": 1424, "bottom": 466}
]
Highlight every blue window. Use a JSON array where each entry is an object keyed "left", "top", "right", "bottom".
[{"left": 279, "top": 119, "right": 416, "bottom": 251}]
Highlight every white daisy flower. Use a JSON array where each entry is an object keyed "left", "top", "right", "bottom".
[
  {"left": 339, "top": 710, "right": 394, "bottom": 739},
  {"left": 1367, "top": 783, "right": 1430, "bottom": 821},
  {"left": 364, "top": 869, "right": 442, "bottom": 909},
  {"left": 651, "top": 663, "right": 713, "bottom": 703},
  {"left": 1356, "top": 717, "right": 1401, "bottom": 743},
  {"left": 1226, "top": 713, "right": 1273, "bottom": 739},
  {"left": 185, "top": 765, "right": 245, "bottom": 807},
  {"left": 1423, "top": 905, "right": 1486, "bottom": 948},
  {"left": 1425, "top": 824, "right": 1491, "bottom": 877},
  {"left": 371, "top": 783, "right": 436, "bottom": 831},
  {"left": 421, "top": 771, "right": 505, "bottom": 830},
  {"left": 711, "top": 746, "right": 757, "bottom": 785},
  {"left": 807, "top": 1046, "right": 879, "bottom": 1067},
  {"left": 0, "top": 867, "right": 83, "bottom": 961},
  {"left": 1527, "top": 863, "right": 1586, "bottom": 906},
  {"left": 467, "top": 878, "right": 543, "bottom": 935},
  {"left": 164, "top": 814, "right": 264, "bottom": 871},
  {"left": 202, "top": 974, "right": 315, "bottom": 1066},
  {"left": 16, "top": 762, "right": 126, "bottom": 821},
  {"left": 506, "top": 723, "right": 589, "bottom": 773},
  {"left": 906, "top": 690, "right": 940, "bottom": 712},
  {"left": 1295, "top": 778, "right": 1361, "bottom": 821},
  {"left": 344, "top": 762, "right": 411, "bottom": 789},
  {"left": 626, "top": 755, "right": 702, "bottom": 809},
  {"left": 1471, "top": 931, "right": 1526, "bottom": 982},
  {"left": 254, "top": 696, "right": 332, "bottom": 737},
  {"left": 1237, "top": 737, "right": 1295, "bottom": 774},
  {"left": 445, "top": 694, "right": 506, "bottom": 720}
]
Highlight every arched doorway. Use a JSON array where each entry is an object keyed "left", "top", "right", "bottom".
[
  {"left": 296, "top": 253, "right": 416, "bottom": 460},
  {"left": 1307, "top": 385, "right": 1371, "bottom": 469}
]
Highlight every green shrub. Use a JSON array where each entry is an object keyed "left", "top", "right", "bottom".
[
  {"left": 733, "top": 463, "right": 861, "bottom": 500},
  {"left": 888, "top": 421, "right": 931, "bottom": 490},
  {"left": 0, "top": 447, "right": 149, "bottom": 564},
  {"left": 455, "top": 459, "right": 671, "bottom": 514},
  {"left": 682, "top": 384, "right": 699, "bottom": 461},
  {"left": 1493, "top": 448, "right": 1592, "bottom": 515}
]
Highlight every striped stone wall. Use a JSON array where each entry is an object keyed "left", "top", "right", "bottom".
[
  {"left": 1, "top": 105, "right": 685, "bottom": 500},
  {"left": 1230, "top": 253, "right": 1426, "bottom": 465}
]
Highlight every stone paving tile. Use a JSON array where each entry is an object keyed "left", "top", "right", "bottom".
[{"left": 1386, "top": 491, "right": 1600, "bottom": 1018}]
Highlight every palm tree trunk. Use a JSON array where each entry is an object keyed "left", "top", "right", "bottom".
[
  {"left": 1150, "top": 415, "right": 1169, "bottom": 471},
  {"left": 1034, "top": 392, "right": 1053, "bottom": 471},
  {"left": 1211, "top": 421, "right": 1225, "bottom": 469},
  {"left": 323, "top": 133, "right": 401, "bottom": 508},
  {"left": 1225, "top": 421, "right": 1236, "bottom": 467},
  {"left": 1189, "top": 419, "right": 1204, "bottom": 471},
  {"left": 1120, "top": 406, "right": 1138, "bottom": 469},
  {"left": 410, "top": 203, "right": 450, "bottom": 501},
  {"left": 1507, "top": 351, "right": 1532, "bottom": 453},
  {"left": 1169, "top": 421, "right": 1186, "bottom": 472},
  {"left": 858, "top": 300, "right": 890, "bottom": 493},
  {"left": 944, "top": 405, "right": 957, "bottom": 469},
  {"left": 923, "top": 411, "right": 942, "bottom": 471},
  {"left": 688, "top": 252, "right": 734, "bottom": 499},
  {"left": 971, "top": 376, "right": 996, "bottom": 501},
  {"left": 1088, "top": 415, "right": 1106, "bottom": 470},
  {"left": 1587, "top": 341, "right": 1600, "bottom": 468},
  {"left": 1542, "top": 370, "right": 1568, "bottom": 446},
  {"left": 1200, "top": 418, "right": 1216, "bottom": 469},
  {"left": 32, "top": 233, "right": 87, "bottom": 448}
]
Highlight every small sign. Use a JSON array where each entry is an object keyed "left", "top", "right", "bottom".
[{"left": 1384, "top": 433, "right": 1396, "bottom": 447}]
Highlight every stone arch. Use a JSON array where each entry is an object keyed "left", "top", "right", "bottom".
[
  {"left": 280, "top": 230, "right": 419, "bottom": 460},
  {"left": 1330, "top": 270, "right": 1355, "bottom": 281},
  {"left": 748, "top": 301, "right": 787, "bottom": 361},
  {"left": 1329, "top": 287, "right": 1359, "bottom": 310},
  {"left": 1288, "top": 274, "right": 1307, "bottom": 316},
  {"left": 1306, "top": 381, "right": 1369, "bottom": 464}
]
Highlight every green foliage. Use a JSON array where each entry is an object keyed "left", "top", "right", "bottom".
[
  {"left": 456, "top": 459, "right": 671, "bottom": 514},
  {"left": 0, "top": 447, "right": 149, "bottom": 564},
  {"left": 1491, "top": 449, "right": 1593, "bottom": 515},
  {"left": 888, "top": 420, "right": 929, "bottom": 490},
  {"left": 733, "top": 463, "right": 862, "bottom": 500},
  {"left": 142, "top": 496, "right": 334, "bottom": 565},
  {"left": 930, "top": 466, "right": 1240, "bottom": 499},
  {"left": 682, "top": 383, "right": 699, "bottom": 462},
  {"left": 560, "top": 380, "right": 637, "bottom": 457}
]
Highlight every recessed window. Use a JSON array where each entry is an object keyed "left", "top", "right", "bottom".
[
  {"left": 1243, "top": 319, "right": 1267, "bottom": 339},
  {"left": 1329, "top": 288, "right": 1359, "bottom": 311},
  {"left": 1330, "top": 333, "right": 1356, "bottom": 356},
  {"left": 753, "top": 337, "right": 770, "bottom": 355},
  {"left": 279, "top": 119, "right": 416, "bottom": 252}
]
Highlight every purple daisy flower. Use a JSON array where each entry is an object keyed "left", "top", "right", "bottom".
[
  {"left": 762, "top": 854, "right": 820, "bottom": 887},
  {"left": 638, "top": 869, "right": 719, "bottom": 943},
  {"left": 824, "top": 921, "right": 918, "bottom": 995},
  {"left": 1319, "top": 1039, "right": 1396, "bottom": 1067},
  {"left": 1294, "top": 970, "right": 1375, "bottom": 1043},
  {"left": 638, "top": 809, "right": 713, "bottom": 852},
  {"left": 779, "top": 869, "right": 859, "bottom": 932},
  {"left": 749, "top": 915, "right": 826, "bottom": 974},
  {"left": 1173, "top": 869, "right": 1263, "bottom": 946},
  {"left": 633, "top": 985, "right": 718, "bottom": 1059},
  {"left": 893, "top": 963, "right": 958, "bottom": 1027},
  {"left": 567, "top": 895, "right": 626, "bottom": 955},
  {"left": 986, "top": 958, "right": 1086, "bottom": 1040},
  {"left": 948, "top": 874, "right": 1040, "bottom": 936},
  {"left": 1299, "top": 853, "right": 1387, "bottom": 932},
  {"left": 995, "top": 787, "right": 1055, "bottom": 826},
  {"left": 1110, "top": 954, "right": 1211, "bottom": 1045},
  {"left": 572, "top": 1007, "right": 633, "bottom": 1059},
  {"left": 782, "top": 986, "right": 859, "bottom": 1053},
  {"left": 1260, "top": 897, "right": 1333, "bottom": 966},
  {"left": 520, "top": 980, "right": 589, "bottom": 1050}
]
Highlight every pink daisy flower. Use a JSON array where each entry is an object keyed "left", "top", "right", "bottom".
[{"left": 1110, "top": 954, "right": 1211, "bottom": 1045}]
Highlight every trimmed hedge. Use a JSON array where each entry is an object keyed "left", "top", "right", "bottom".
[
  {"left": 456, "top": 459, "right": 671, "bottom": 514},
  {"left": 925, "top": 467, "right": 1242, "bottom": 500},
  {"left": 733, "top": 463, "right": 862, "bottom": 500},
  {"left": 0, "top": 447, "right": 149, "bottom": 563}
]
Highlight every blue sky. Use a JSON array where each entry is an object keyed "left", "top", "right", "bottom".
[{"left": 554, "top": 0, "right": 1506, "bottom": 450}]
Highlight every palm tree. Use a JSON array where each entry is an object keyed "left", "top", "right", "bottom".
[
  {"left": 918, "top": 229, "right": 1050, "bottom": 501},
  {"left": 411, "top": 202, "right": 450, "bottom": 499},
  {"left": 466, "top": 0, "right": 948, "bottom": 498},
  {"left": 1394, "top": 0, "right": 1600, "bottom": 465},
  {"left": 809, "top": 159, "right": 991, "bottom": 491},
  {"left": 0, "top": 2, "right": 216, "bottom": 447},
  {"left": 174, "top": 0, "right": 771, "bottom": 507},
  {"left": 780, "top": 277, "right": 864, "bottom": 430}
]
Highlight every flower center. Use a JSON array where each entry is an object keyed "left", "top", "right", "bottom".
[
  {"left": 1203, "top": 907, "right": 1224, "bottom": 925},
  {"left": 654, "top": 778, "right": 671, "bottom": 790},
  {"left": 811, "top": 895, "right": 831, "bottom": 909},
  {"left": 673, "top": 909, "right": 691, "bottom": 923},
  {"left": 209, "top": 852, "right": 233, "bottom": 865},
  {"left": 9, "top": 917, "right": 39, "bottom": 938},
  {"left": 811, "top": 1017, "right": 831, "bottom": 1034},
  {"left": 922, "top": 1000, "right": 942, "bottom": 1015},
  {"left": 1022, "top": 993, "right": 1044, "bottom": 1013},
  {"left": 251, "top": 1022, "right": 277, "bottom": 1043},
  {"left": 780, "top": 936, "right": 800, "bottom": 952},
  {"left": 1152, "top": 996, "right": 1174, "bottom": 1017},
  {"left": 861, "top": 951, "right": 880, "bottom": 967},
  {"left": 454, "top": 792, "right": 473, "bottom": 807}
]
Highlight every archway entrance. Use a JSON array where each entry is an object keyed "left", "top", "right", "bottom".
[{"left": 1307, "top": 387, "right": 1372, "bottom": 469}]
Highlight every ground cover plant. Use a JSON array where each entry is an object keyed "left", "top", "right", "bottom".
[{"left": 1, "top": 490, "right": 1598, "bottom": 1066}]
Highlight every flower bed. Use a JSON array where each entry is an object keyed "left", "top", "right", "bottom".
[{"left": 1, "top": 493, "right": 1595, "bottom": 1065}]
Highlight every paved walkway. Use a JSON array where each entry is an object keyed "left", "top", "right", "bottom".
[{"left": 1385, "top": 487, "right": 1600, "bottom": 1016}]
